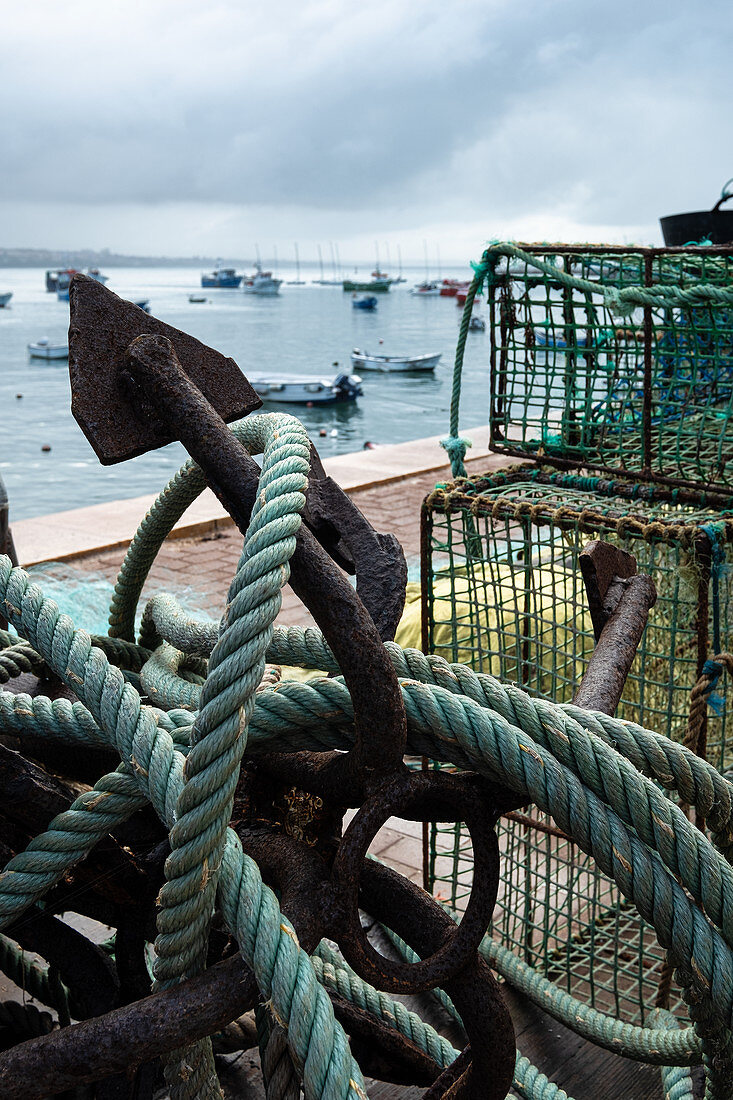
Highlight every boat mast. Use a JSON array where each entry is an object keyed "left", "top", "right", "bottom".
[
  {"left": 334, "top": 243, "right": 342, "bottom": 280},
  {"left": 385, "top": 241, "right": 391, "bottom": 274},
  {"left": 318, "top": 244, "right": 324, "bottom": 282},
  {"left": 329, "top": 241, "right": 338, "bottom": 280},
  {"left": 436, "top": 243, "right": 442, "bottom": 281},
  {"left": 423, "top": 239, "right": 430, "bottom": 283},
  {"left": 375, "top": 240, "right": 380, "bottom": 275},
  {"left": 294, "top": 242, "right": 300, "bottom": 280},
  {"left": 397, "top": 244, "right": 403, "bottom": 278}
]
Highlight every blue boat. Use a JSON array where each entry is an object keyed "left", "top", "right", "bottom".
[
  {"left": 201, "top": 266, "right": 243, "bottom": 288},
  {"left": 533, "top": 327, "right": 589, "bottom": 349},
  {"left": 352, "top": 295, "right": 378, "bottom": 311},
  {"left": 56, "top": 270, "right": 74, "bottom": 301}
]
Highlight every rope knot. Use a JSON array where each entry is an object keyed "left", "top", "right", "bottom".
[{"left": 440, "top": 435, "right": 472, "bottom": 478}]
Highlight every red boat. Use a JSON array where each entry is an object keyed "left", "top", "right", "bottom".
[{"left": 440, "top": 279, "right": 470, "bottom": 298}]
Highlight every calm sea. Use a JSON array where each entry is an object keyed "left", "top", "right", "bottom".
[{"left": 0, "top": 264, "right": 489, "bottom": 520}]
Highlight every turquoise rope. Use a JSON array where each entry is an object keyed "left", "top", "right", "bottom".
[
  {"left": 2, "top": 415, "right": 733, "bottom": 1094},
  {"left": 0, "top": 414, "right": 367, "bottom": 1100}
]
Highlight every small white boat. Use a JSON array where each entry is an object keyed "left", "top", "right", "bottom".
[
  {"left": 0, "top": 292, "right": 12, "bottom": 308},
  {"left": 410, "top": 281, "right": 441, "bottom": 297},
  {"left": 189, "top": 294, "right": 207, "bottom": 303},
  {"left": 243, "top": 262, "right": 282, "bottom": 296},
  {"left": 468, "top": 315, "right": 486, "bottom": 332},
  {"left": 28, "top": 338, "right": 68, "bottom": 360},
  {"left": 250, "top": 372, "right": 362, "bottom": 404},
  {"left": 351, "top": 348, "right": 441, "bottom": 373}
]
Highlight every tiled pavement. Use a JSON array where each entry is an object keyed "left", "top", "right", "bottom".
[{"left": 50, "top": 452, "right": 493, "bottom": 633}]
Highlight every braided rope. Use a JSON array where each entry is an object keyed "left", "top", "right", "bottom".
[
  {"left": 0, "top": 641, "right": 46, "bottom": 683},
  {"left": 153, "top": 415, "right": 312, "bottom": 1097},
  {"left": 0, "top": 416, "right": 368, "bottom": 1100},
  {"left": 256, "top": 1003, "right": 301, "bottom": 1100},
  {"left": 686, "top": 653, "right": 733, "bottom": 757},
  {"left": 424, "top": 479, "right": 723, "bottom": 550},
  {"left": 472, "top": 243, "right": 733, "bottom": 315},
  {"left": 2, "top": 418, "right": 733, "bottom": 1094},
  {"left": 139, "top": 593, "right": 218, "bottom": 658},
  {"left": 0, "top": 934, "right": 69, "bottom": 1015},
  {"left": 102, "top": 594, "right": 733, "bottom": 1082},
  {"left": 313, "top": 941, "right": 457, "bottom": 1070},
  {"left": 378, "top": 923, "right": 574, "bottom": 1100}
]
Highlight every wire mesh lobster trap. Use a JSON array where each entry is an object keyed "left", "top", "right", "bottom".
[{"left": 421, "top": 243, "right": 733, "bottom": 1033}]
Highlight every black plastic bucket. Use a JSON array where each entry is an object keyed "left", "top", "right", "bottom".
[{"left": 660, "top": 180, "right": 733, "bottom": 245}]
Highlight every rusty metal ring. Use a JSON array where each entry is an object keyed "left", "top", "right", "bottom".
[{"left": 331, "top": 770, "right": 499, "bottom": 995}]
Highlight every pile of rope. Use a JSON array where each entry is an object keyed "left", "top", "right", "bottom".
[{"left": 0, "top": 412, "right": 731, "bottom": 1099}]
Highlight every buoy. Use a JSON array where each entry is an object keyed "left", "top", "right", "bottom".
[
  {"left": 319, "top": 428, "right": 327, "bottom": 437},
  {"left": 306, "top": 401, "right": 314, "bottom": 408},
  {"left": 15, "top": 394, "right": 22, "bottom": 400},
  {"left": 330, "top": 429, "right": 338, "bottom": 437},
  {"left": 41, "top": 444, "right": 51, "bottom": 452}
]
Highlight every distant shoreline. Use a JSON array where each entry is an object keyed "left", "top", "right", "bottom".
[{"left": 0, "top": 249, "right": 222, "bottom": 268}]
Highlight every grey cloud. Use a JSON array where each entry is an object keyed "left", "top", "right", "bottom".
[{"left": 1, "top": 0, "right": 730, "bottom": 232}]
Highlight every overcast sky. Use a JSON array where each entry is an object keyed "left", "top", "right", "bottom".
[{"left": 2, "top": 0, "right": 731, "bottom": 263}]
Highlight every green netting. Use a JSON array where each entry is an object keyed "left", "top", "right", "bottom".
[
  {"left": 484, "top": 244, "right": 733, "bottom": 491},
  {"left": 422, "top": 465, "right": 733, "bottom": 1026}
]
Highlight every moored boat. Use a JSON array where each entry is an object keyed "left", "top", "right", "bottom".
[
  {"left": 243, "top": 262, "right": 282, "bottom": 296},
  {"left": 50, "top": 267, "right": 106, "bottom": 295},
  {"left": 286, "top": 243, "right": 306, "bottom": 285},
  {"left": 312, "top": 243, "right": 341, "bottom": 284},
  {"left": 440, "top": 279, "right": 471, "bottom": 297},
  {"left": 468, "top": 314, "right": 486, "bottom": 331},
  {"left": 0, "top": 292, "right": 12, "bottom": 308},
  {"left": 129, "top": 299, "right": 151, "bottom": 314},
  {"left": 533, "top": 327, "right": 589, "bottom": 348},
  {"left": 343, "top": 277, "right": 391, "bottom": 292},
  {"left": 85, "top": 268, "right": 108, "bottom": 284},
  {"left": 55, "top": 269, "right": 78, "bottom": 300},
  {"left": 46, "top": 268, "right": 75, "bottom": 292},
  {"left": 28, "top": 338, "right": 68, "bottom": 360},
  {"left": 351, "top": 347, "right": 441, "bottom": 372},
  {"left": 410, "top": 281, "right": 440, "bottom": 297},
  {"left": 201, "top": 266, "right": 243, "bottom": 288},
  {"left": 249, "top": 372, "right": 362, "bottom": 404},
  {"left": 352, "top": 295, "right": 378, "bottom": 311}
]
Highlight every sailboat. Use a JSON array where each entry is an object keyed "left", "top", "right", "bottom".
[
  {"left": 312, "top": 243, "right": 341, "bottom": 285},
  {"left": 286, "top": 243, "right": 305, "bottom": 286},
  {"left": 411, "top": 240, "right": 440, "bottom": 296},
  {"left": 393, "top": 245, "right": 407, "bottom": 284}
]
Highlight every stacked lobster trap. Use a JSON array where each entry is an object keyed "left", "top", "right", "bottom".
[{"left": 422, "top": 243, "right": 733, "bottom": 1027}]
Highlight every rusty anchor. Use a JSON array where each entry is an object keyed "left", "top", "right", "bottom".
[
  {"left": 17, "top": 272, "right": 657, "bottom": 1099},
  {"left": 67, "top": 273, "right": 518, "bottom": 1099}
]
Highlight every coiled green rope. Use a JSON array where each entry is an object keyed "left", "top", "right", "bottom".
[
  {"left": 0, "top": 413, "right": 367, "bottom": 1100},
  {"left": 1, "top": 413, "right": 732, "bottom": 1097}
]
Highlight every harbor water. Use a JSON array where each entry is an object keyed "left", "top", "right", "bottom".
[{"left": 0, "top": 264, "right": 489, "bottom": 519}]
